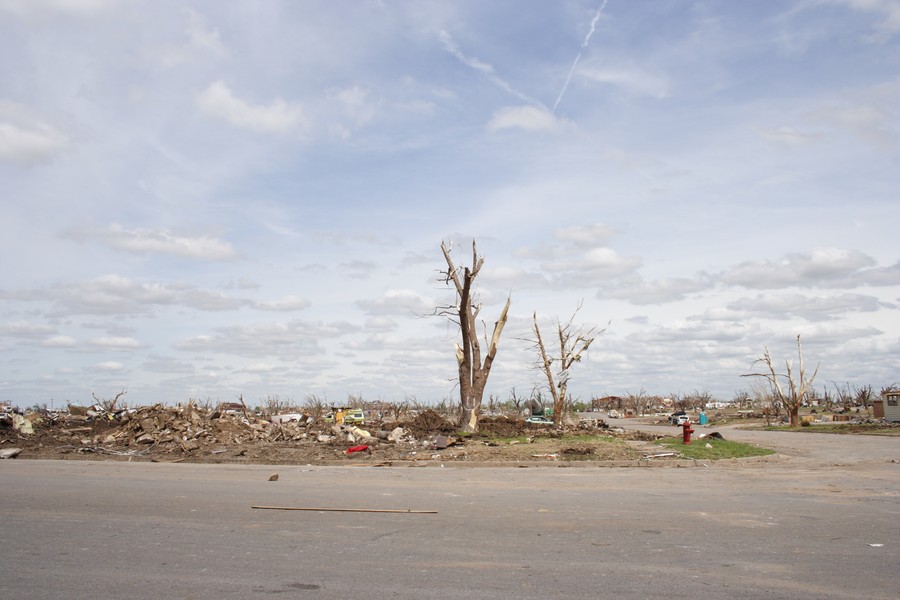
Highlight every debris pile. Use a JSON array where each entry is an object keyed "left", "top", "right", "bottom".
[{"left": 0, "top": 404, "right": 649, "bottom": 463}]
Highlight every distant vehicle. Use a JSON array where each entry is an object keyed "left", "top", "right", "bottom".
[
  {"left": 324, "top": 409, "right": 366, "bottom": 425},
  {"left": 525, "top": 416, "right": 553, "bottom": 425},
  {"left": 668, "top": 411, "right": 687, "bottom": 424},
  {"left": 672, "top": 415, "right": 690, "bottom": 426},
  {"left": 344, "top": 409, "right": 365, "bottom": 424}
]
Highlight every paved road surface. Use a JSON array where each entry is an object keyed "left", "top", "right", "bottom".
[{"left": 1, "top": 427, "right": 897, "bottom": 599}]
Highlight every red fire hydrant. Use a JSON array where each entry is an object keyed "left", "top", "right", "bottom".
[{"left": 681, "top": 420, "right": 695, "bottom": 445}]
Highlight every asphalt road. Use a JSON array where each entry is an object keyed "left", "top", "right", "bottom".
[{"left": 1, "top": 427, "right": 897, "bottom": 599}]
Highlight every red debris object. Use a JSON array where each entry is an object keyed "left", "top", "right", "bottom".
[{"left": 346, "top": 445, "right": 369, "bottom": 454}]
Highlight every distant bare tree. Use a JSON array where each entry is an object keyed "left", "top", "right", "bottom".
[
  {"left": 303, "top": 394, "right": 327, "bottom": 420},
  {"left": 384, "top": 400, "right": 408, "bottom": 420},
  {"left": 732, "top": 390, "right": 751, "bottom": 410},
  {"left": 262, "top": 395, "right": 294, "bottom": 416},
  {"left": 92, "top": 389, "right": 127, "bottom": 412},
  {"left": 439, "top": 240, "right": 511, "bottom": 433},
  {"left": 507, "top": 386, "right": 525, "bottom": 416},
  {"left": 855, "top": 384, "right": 875, "bottom": 417},
  {"left": 530, "top": 304, "right": 602, "bottom": 426},
  {"left": 434, "top": 396, "right": 452, "bottom": 418},
  {"left": 671, "top": 393, "right": 690, "bottom": 412},
  {"left": 407, "top": 395, "right": 430, "bottom": 413},
  {"left": 684, "top": 389, "right": 713, "bottom": 412},
  {"left": 625, "top": 388, "right": 652, "bottom": 417},
  {"left": 832, "top": 382, "right": 855, "bottom": 412},
  {"left": 743, "top": 335, "right": 819, "bottom": 427}
]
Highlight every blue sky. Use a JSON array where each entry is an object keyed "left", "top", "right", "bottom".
[{"left": 1, "top": 0, "right": 898, "bottom": 408}]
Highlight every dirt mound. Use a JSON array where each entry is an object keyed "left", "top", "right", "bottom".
[
  {"left": 399, "top": 409, "right": 456, "bottom": 437},
  {"left": 476, "top": 416, "right": 524, "bottom": 437}
]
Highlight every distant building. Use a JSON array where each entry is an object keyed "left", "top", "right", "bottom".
[{"left": 882, "top": 390, "right": 900, "bottom": 423}]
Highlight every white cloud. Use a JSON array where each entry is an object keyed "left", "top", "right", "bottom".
[
  {"left": 578, "top": 64, "right": 669, "bottom": 98},
  {"left": 42, "top": 335, "right": 77, "bottom": 348},
  {"left": 196, "top": 80, "right": 307, "bottom": 134},
  {"left": 253, "top": 296, "right": 311, "bottom": 311},
  {"left": 175, "top": 319, "right": 358, "bottom": 358},
  {"left": 607, "top": 277, "right": 710, "bottom": 305},
  {"left": 726, "top": 292, "right": 885, "bottom": 321},
  {"left": 4, "top": 275, "right": 249, "bottom": 316},
  {"left": 86, "top": 336, "right": 142, "bottom": 350},
  {"left": 554, "top": 223, "right": 618, "bottom": 247},
  {"left": 0, "top": 0, "right": 119, "bottom": 18},
  {"left": 487, "top": 105, "right": 569, "bottom": 133},
  {"left": 0, "top": 102, "right": 69, "bottom": 166},
  {"left": 0, "top": 321, "right": 56, "bottom": 338},
  {"left": 826, "top": 0, "right": 900, "bottom": 41},
  {"left": 628, "top": 320, "right": 753, "bottom": 344},
  {"left": 815, "top": 103, "right": 895, "bottom": 147},
  {"left": 185, "top": 8, "right": 226, "bottom": 57},
  {"left": 92, "top": 361, "right": 124, "bottom": 372},
  {"left": 335, "top": 86, "right": 376, "bottom": 127},
  {"left": 547, "top": 247, "right": 642, "bottom": 285},
  {"left": 151, "top": 8, "right": 228, "bottom": 68},
  {"left": 719, "top": 249, "right": 878, "bottom": 289},
  {"left": 61, "top": 224, "right": 237, "bottom": 260},
  {"left": 754, "top": 126, "right": 822, "bottom": 147},
  {"left": 360, "top": 289, "right": 434, "bottom": 316}
]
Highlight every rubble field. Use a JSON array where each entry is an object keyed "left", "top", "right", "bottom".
[{"left": 0, "top": 405, "right": 662, "bottom": 465}]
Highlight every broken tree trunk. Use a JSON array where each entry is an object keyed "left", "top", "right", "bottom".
[{"left": 441, "top": 240, "right": 510, "bottom": 433}]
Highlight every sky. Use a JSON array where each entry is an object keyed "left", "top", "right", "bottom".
[{"left": 1, "top": 0, "right": 898, "bottom": 410}]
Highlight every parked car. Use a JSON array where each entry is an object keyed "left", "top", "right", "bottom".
[
  {"left": 525, "top": 416, "right": 553, "bottom": 425},
  {"left": 672, "top": 415, "right": 690, "bottom": 426},
  {"left": 668, "top": 411, "right": 686, "bottom": 424}
]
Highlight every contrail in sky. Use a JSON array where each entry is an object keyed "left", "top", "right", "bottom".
[
  {"left": 553, "top": 0, "right": 608, "bottom": 113},
  {"left": 440, "top": 30, "right": 545, "bottom": 108}
]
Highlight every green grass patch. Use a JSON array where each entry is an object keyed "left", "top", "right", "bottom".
[{"left": 654, "top": 436, "right": 775, "bottom": 460}]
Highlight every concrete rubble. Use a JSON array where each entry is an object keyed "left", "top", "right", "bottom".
[{"left": 0, "top": 405, "right": 672, "bottom": 463}]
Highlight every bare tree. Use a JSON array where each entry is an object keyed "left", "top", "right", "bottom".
[
  {"left": 732, "top": 390, "right": 751, "bottom": 410},
  {"left": 624, "top": 388, "right": 652, "bottom": 417},
  {"left": 385, "top": 400, "right": 409, "bottom": 421},
  {"left": 407, "top": 395, "right": 430, "bottom": 414},
  {"left": 262, "top": 395, "right": 294, "bottom": 416},
  {"left": 530, "top": 305, "right": 601, "bottom": 426},
  {"left": 303, "top": 394, "right": 327, "bottom": 421},
  {"left": 507, "top": 386, "right": 526, "bottom": 416},
  {"left": 439, "top": 240, "right": 511, "bottom": 433},
  {"left": 671, "top": 392, "right": 690, "bottom": 412},
  {"left": 854, "top": 384, "right": 875, "bottom": 417},
  {"left": 684, "top": 389, "right": 713, "bottom": 412},
  {"left": 833, "top": 382, "right": 855, "bottom": 412},
  {"left": 434, "top": 396, "right": 453, "bottom": 418},
  {"left": 92, "top": 389, "right": 127, "bottom": 413},
  {"left": 742, "top": 335, "right": 819, "bottom": 427}
]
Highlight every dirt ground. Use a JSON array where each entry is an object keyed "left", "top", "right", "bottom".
[{"left": 1, "top": 408, "right": 666, "bottom": 465}]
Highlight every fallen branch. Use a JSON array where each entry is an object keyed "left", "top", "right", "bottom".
[{"left": 251, "top": 505, "right": 436, "bottom": 514}]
